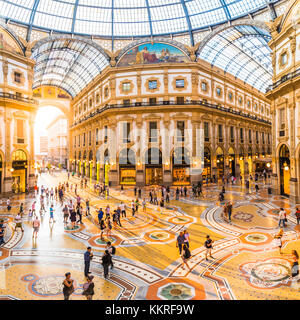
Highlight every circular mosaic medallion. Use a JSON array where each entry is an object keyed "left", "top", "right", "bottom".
[
  {"left": 251, "top": 263, "right": 290, "bottom": 282},
  {"left": 157, "top": 283, "right": 195, "bottom": 300},
  {"left": 245, "top": 234, "right": 268, "bottom": 244},
  {"left": 169, "top": 216, "right": 193, "bottom": 225},
  {"left": 64, "top": 225, "right": 80, "bottom": 231},
  {"left": 233, "top": 212, "right": 254, "bottom": 222},
  {"left": 30, "top": 276, "right": 65, "bottom": 296},
  {"left": 149, "top": 231, "right": 170, "bottom": 241},
  {"left": 95, "top": 236, "right": 117, "bottom": 245}
]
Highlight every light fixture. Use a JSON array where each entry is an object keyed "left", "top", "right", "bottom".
[
  {"left": 10, "top": 168, "right": 14, "bottom": 173},
  {"left": 266, "top": 163, "right": 271, "bottom": 168}
]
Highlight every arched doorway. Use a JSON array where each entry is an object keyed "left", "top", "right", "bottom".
[
  {"left": 11, "top": 149, "right": 27, "bottom": 193},
  {"left": 0, "top": 154, "right": 2, "bottom": 193},
  {"left": 279, "top": 144, "right": 290, "bottom": 196},
  {"left": 145, "top": 148, "right": 163, "bottom": 185},
  {"left": 172, "top": 147, "right": 191, "bottom": 185},
  {"left": 216, "top": 147, "right": 224, "bottom": 179},
  {"left": 228, "top": 147, "right": 235, "bottom": 177},
  {"left": 119, "top": 148, "right": 136, "bottom": 185}
]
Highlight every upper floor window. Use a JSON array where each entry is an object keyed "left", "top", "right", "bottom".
[
  {"left": 281, "top": 52, "right": 288, "bottom": 66},
  {"left": 177, "top": 121, "right": 185, "bottom": 142},
  {"left": 201, "top": 82, "right": 207, "bottom": 92},
  {"left": 249, "top": 129, "right": 252, "bottom": 142},
  {"left": 96, "top": 93, "right": 100, "bottom": 104},
  {"left": 16, "top": 119, "right": 24, "bottom": 138},
  {"left": 89, "top": 99, "right": 93, "bottom": 108},
  {"left": 216, "top": 87, "right": 222, "bottom": 97},
  {"left": 104, "top": 87, "right": 109, "bottom": 98},
  {"left": 149, "top": 122, "right": 158, "bottom": 143},
  {"left": 104, "top": 126, "right": 108, "bottom": 143},
  {"left": 176, "top": 79, "right": 185, "bottom": 88},
  {"left": 247, "top": 100, "right": 251, "bottom": 108},
  {"left": 123, "top": 122, "right": 131, "bottom": 143},
  {"left": 84, "top": 103, "right": 87, "bottom": 112},
  {"left": 228, "top": 92, "right": 233, "bottom": 101},
  {"left": 240, "top": 128, "right": 244, "bottom": 142},
  {"left": 89, "top": 131, "right": 91, "bottom": 145},
  {"left": 122, "top": 82, "right": 131, "bottom": 92},
  {"left": 230, "top": 126, "right": 234, "bottom": 141},
  {"left": 218, "top": 124, "right": 223, "bottom": 142},
  {"left": 148, "top": 80, "right": 157, "bottom": 90},
  {"left": 14, "top": 72, "right": 21, "bottom": 83},
  {"left": 238, "top": 97, "right": 243, "bottom": 105},
  {"left": 96, "top": 128, "right": 99, "bottom": 145},
  {"left": 204, "top": 122, "right": 209, "bottom": 141}
]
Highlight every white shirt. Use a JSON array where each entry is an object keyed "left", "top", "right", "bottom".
[{"left": 279, "top": 210, "right": 285, "bottom": 220}]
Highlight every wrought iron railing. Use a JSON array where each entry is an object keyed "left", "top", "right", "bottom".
[
  {"left": 72, "top": 100, "right": 271, "bottom": 127},
  {"left": 0, "top": 92, "right": 37, "bottom": 104},
  {"left": 266, "top": 67, "right": 300, "bottom": 92}
]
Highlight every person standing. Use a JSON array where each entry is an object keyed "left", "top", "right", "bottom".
[
  {"left": 84, "top": 247, "right": 93, "bottom": 278},
  {"left": 176, "top": 231, "right": 185, "bottom": 255},
  {"left": 204, "top": 235, "right": 214, "bottom": 261},
  {"left": 82, "top": 275, "right": 95, "bottom": 300},
  {"left": 102, "top": 250, "right": 112, "bottom": 279},
  {"left": 7, "top": 198, "right": 11, "bottom": 211},
  {"left": 85, "top": 198, "right": 90, "bottom": 216},
  {"left": 142, "top": 198, "right": 146, "bottom": 213},
  {"left": 274, "top": 229, "right": 283, "bottom": 254},
  {"left": 32, "top": 215, "right": 40, "bottom": 238},
  {"left": 278, "top": 208, "right": 286, "bottom": 228},
  {"left": 106, "top": 241, "right": 116, "bottom": 269},
  {"left": 120, "top": 202, "right": 126, "bottom": 218},
  {"left": 19, "top": 203, "right": 24, "bottom": 217},
  {"left": 131, "top": 200, "right": 135, "bottom": 217},
  {"left": 76, "top": 205, "right": 83, "bottom": 224},
  {"left": 62, "top": 204, "right": 69, "bottom": 225},
  {"left": 49, "top": 204, "right": 55, "bottom": 223},
  {"left": 183, "top": 229, "right": 190, "bottom": 248},
  {"left": 100, "top": 220, "right": 106, "bottom": 240},
  {"left": 98, "top": 208, "right": 104, "bottom": 224},
  {"left": 62, "top": 272, "right": 74, "bottom": 300},
  {"left": 32, "top": 201, "right": 36, "bottom": 215},
  {"left": 0, "top": 227, "right": 4, "bottom": 247}
]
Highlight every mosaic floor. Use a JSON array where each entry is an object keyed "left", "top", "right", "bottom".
[{"left": 0, "top": 172, "right": 299, "bottom": 300}]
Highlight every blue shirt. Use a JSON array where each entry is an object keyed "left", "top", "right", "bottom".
[
  {"left": 84, "top": 251, "right": 91, "bottom": 262},
  {"left": 98, "top": 210, "right": 104, "bottom": 222}
]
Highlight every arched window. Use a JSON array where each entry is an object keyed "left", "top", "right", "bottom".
[
  {"left": 173, "top": 147, "right": 190, "bottom": 166},
  {"left": 119, "top": 149, "right": 136, "bottom": 166},
  {"left": 89, "top": 151, "right": 93, "bottom": 161},
  {"left": 12, "top": 150, "right": 27, "bottom": 161}
]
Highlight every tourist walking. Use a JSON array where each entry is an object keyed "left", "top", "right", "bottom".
[
  {"left": 100, "top": 219, "right": 106, "bottom": 240},
  {"left": 176, "top": 231, "right": 185, "bottom": 255},
  {"left": 278, "top": 208, "right": 287, "bottom": 228},
  {"left": 14, "top": 213, "right": 24, "bottom": 232},
  {"left": 274, "top": 228, "right": 283, "bottom": 254},
  {"left": 204, "top": 235, "right": 214, "bottom": 261},
  {"left": 295, "top": 207, "right": 300, "bottom": 225},
  {"left": 183, "top": 229, "right": 190, "bottom": 248},
  {"left": 32, "top": 215, "right": 40, "bottom": 238},
  {"left": 49, "top": 204, "right": 55, "bottom": 223},
  {"left": 181, "top": 244, "right": 192, "bottom": 271},
  {"left": 62, "top": 272, "right": 74, "bottom": 300},
  {"left": 120, "top": 202, "right": 126, "bottom": 218},
  {"left": 63, "top": 204, "right": 69, "bottom": 225},
  {"left": 106, "top": 241, "right": 116, "bottom": 269}
]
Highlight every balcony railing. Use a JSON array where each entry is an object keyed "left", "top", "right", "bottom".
[
  {"left": 266, "top": 67, "right": 300, "bottom": 92},
  {"left": 72, "top": 100, "right": 272, "bottom": 128},
  {"left": 0, "top": 92, "right": 37, "bottom": 104}
]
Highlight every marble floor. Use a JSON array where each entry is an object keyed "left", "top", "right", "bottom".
[{"left": 0, "top": 172, "right": 299, "bottom": 300}]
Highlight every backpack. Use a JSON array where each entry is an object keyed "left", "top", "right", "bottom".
[{"left": 111, "top": 246, "right": 116, "bottom": 255}]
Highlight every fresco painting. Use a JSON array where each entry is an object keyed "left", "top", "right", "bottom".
[{"left": 118, "top": 42, "right": 189, "bottom": 67}]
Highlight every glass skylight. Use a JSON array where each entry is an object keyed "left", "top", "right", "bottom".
[{"left": 0, "top": 0, "right": 279, "bottom": 37}]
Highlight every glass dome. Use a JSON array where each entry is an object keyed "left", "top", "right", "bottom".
[{"left": 0, "top": 0, "right": 279, "bottom": 38}]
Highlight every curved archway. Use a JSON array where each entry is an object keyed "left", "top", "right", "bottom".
[
  {"left": 279, "top": 144, "right": 290, "bottom": 196},
  {"left": 172, "top": 147, "right": 191, "bottom": 186},
  {"left": 0, "top": 21, "right": 26, "bottom": 55},
  {"left": 119, "top": 148, "right": 136, "bottom": 185},
  {"left": 145, "top": 148, "right": 162, "bottom": 186}
]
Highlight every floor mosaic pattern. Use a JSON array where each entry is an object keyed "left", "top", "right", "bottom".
[{"left": 0, "top": 172, "right": 299, "bottom": 300}]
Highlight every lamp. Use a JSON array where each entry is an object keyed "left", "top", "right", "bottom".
[{"left": 266, "top": 163, "right": 271, "bottom": 168}]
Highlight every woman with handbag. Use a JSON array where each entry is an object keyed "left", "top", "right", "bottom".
[
  {"left": 82, "top": 275, "right": 95, "bottom": 300},
  {"left": 62, "top": 272, "right": 74, "bottom": 300}
]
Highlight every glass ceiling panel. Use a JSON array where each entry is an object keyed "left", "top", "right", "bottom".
[
  {"left": 199, "top": 25, "right": 272, "bottom": 92},
  {"left": 0, "top": 0, "right": 280, "bottom": 37},
  {"left": 31, "top": 39, "right": 110, "bottom": 97}
]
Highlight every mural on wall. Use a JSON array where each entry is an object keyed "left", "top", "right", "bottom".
[
  {"left": 118, "top": 42, "right": 189, "bottom": 67},
  {"left": 0, "top": 28, "right": 22, "bottom": 54},
  {"left": 33, "top": 86, "right": 71, "bottom": 99}
]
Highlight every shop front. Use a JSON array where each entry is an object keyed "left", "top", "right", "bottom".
[
  {"left": 119, "top": 148, "right": 136, "bottom": 185},
  {"left": 11, "top": 150, "right": 27, "bottom": 193},
  {"left": 203, "top": 147, "right": 211, "bottom": 181},
  {"left": 216, "top": 147, "right": 224, "bottom": 179},
  {"left": 279, "top": 144, "right": 290, "bottom": 196},
  {"left": 172, "top": 147, "right": 190, "bottom": 185},
  {"left": 145, "top": 148, "right": 163, "bottom": 185}
]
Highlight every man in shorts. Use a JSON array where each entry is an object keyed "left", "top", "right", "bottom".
[
  {"left": 49, "top": 204, "right": 55, "bottom": 223},
  {"left": 204, "top": 235, "right": 214, "bottom": 261},
  {"left": 14, "top": 213, "right": 24, "bottom": 232}
]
